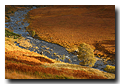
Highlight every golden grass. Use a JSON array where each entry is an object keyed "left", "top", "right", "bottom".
[
  {"left": 27, "top": 6, "right": 115, "bottom": 52},
  {"left": 104, "top": 65, "right": 115, "bottom": 73},
  {"left": 5, "top": 69, "right": 37, "bottom": 79},
  {"left": 5, "top": 68, "right": 75, "bottom": 79},
  {"left": 47, "top": 63, "right": 115, "bottom": 79},
  {"left": 5, "top": 37, "right": 57, "bottom": 64},
  {"left": 5, "top": 30, "right": 115, "bottom": 79}
]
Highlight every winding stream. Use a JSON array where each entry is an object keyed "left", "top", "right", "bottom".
[{"left": 5, "top": 6, "right": 115, "bottom": 72}]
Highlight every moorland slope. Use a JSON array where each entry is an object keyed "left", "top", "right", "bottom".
[{"left": 27, "top": 5, "right": 115, "bottom": 60}]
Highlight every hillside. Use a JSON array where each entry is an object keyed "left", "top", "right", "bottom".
[
  {"left": 5, "top": 5, "right": 115, "bottom": 79},
  {"left": 5, "top": 32, "right": 115, "bottom": 79},
  {"left": 27, "top": 5, "right": 115, "bottom": 61}
]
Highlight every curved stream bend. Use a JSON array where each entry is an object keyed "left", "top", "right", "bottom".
[{"left": 5, "top": 7, "right": 115, "bottom": 72}]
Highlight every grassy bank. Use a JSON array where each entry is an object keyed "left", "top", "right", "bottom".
[
  {"left": 5, "top": 34, "right": 115, "bottom": 79},
  {"left": 5, "top": 32, "right": 115, "bottom": 79},
  {"left": 5, "top": 5, "right": 115, "bottom": 79},
  {"left": 5, "top": 28, "right": 21, "bottom": 38}
]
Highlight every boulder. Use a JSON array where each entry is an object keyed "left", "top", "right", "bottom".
[{"left": 40, "top": 51, "right": 43, "bottom": 55}]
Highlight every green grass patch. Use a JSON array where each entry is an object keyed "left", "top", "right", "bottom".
[{"left": 5, "top": 29, "right": 21, "bottom": 38}]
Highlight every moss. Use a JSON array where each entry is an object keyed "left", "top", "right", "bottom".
[
  {"left": 5, "top": 29, "right": 21, "bottom": 38},
  {"left": 104, "top": 65, "right": 115, "bottom": 73},
  {"left": 78, "top": 43, "right": 96, "bottom": 67}
]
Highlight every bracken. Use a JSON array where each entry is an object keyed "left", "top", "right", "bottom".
[{"left": 5, "top": 62, "right": 107, "bottom": 79}]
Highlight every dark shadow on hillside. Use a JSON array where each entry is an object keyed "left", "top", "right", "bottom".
[
  {"left": 93, "top": 40, "right": 115, "bottom": 57},
  {"left": 100, "top": 40, "right": 115, "bottom": 46}
]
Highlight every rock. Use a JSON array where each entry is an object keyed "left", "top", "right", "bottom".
[
  {"left": 55, "top": 58, "right": 60, "bottom": 61},
  {"left": 19, "top": 28, "right": 21, "bottom": 29},
  {"left": 27, "top": 34, "right": 29, "bottom": 36},
  {"left": 33, "top": 49, "right": 35, "bottom": 51},
  {"left": 65, "top": 56, "right": 70, "bottom": 59},
  {"left": 46, "top": 50, "right": 50, "bottom": 54},
  {"left": 50, "top": 49, "right": 53, "bottom": 51},
  {"left": 53, "top": 53, "right": 57, "bottom": 56},
  {"left": 71, "top": 56, "right": 76, "bottom": 58},
  {"left": 40, "top": 51, "right": 43, "bottom": 55},
  {"left": 73, "top": 59, "right": 77, "bottom": 62},
  {"left": 35, "top": 46, "right": 39, "bottom": 49},
  {"left": 71, "top": 50, "right": 78, "bottom": 55},
  {"left": 68, "top": 59, "right": 72, "bottom": 63},
  {"left": 56, "top": 55, "right": 60, "bottom": 58},
  {"left": 45, "top": 47, "right": 50, "bottom": 50}
]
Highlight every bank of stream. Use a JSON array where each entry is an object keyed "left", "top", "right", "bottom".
[{"left": 5, "top": 6, "right": 115, "bottom": 72}]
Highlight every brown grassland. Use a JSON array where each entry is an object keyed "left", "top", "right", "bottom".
[
  {"left": 5, "top": 36, "right": 115, "bottom": 79},
  {"left": 27, "top": 5, "right": 115, "bottom": 60},
  {"left": 5, "top": 5, "right": 115, "bottom": 79}
]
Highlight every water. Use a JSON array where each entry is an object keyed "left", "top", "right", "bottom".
[{"left": 5, "top": 6, "right": 115, "bottom": 72}]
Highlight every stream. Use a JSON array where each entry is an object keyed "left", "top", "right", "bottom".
[{"left": 5, "top": 6, "right": 115, "bottom": 72}]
